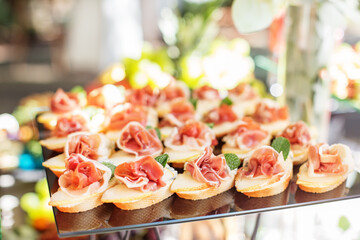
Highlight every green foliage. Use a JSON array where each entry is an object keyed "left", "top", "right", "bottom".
[
  {"left": 271, "top": 137, "right": 290, "bottom": 160},
  {"left": 224, "top": 153, "right": 241, "bottom": 170},
  {"left": 155, "top": 154, "right": 169, "bottom": 167},
  {"left": 101, "top": 162, "right": 116, "bottom": 177}
]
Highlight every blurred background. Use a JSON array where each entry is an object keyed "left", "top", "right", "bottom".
[{"left": 2, "top": 0, "right": 360, "bottom": 239}]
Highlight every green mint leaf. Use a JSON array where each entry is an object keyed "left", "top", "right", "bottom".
[
  {"left": 271, "top": 137, "right": 290, "bottom": 160},
  {"left": 146, "top": 126, "right": 161, "bottom": 139},
  {"left": 206, "top": 123, "right": 214, "bottom": 129},
  {"left": 221, "top": 97, "right": 233, "bottom": 106},
  {"left": 155, "top": 154, "right": 169, "bottom": 168},
  {"left": 101, "top": 162, "right": 116, "bottom": 177},
  {"left": 189, "top": 98, "right": 198, "bottom": 109},
  {"left": 338, "top": 216, "right": 350, "bottom": 231},
  {"left": 224, "top": 153, "right": 241, "bottom": 170}
]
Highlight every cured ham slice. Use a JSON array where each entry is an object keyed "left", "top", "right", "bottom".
[
  {"left": 66, "top": 134, "right": 100, "bottom": 160},
  {"left": 117, "top": 122, "right": 163, "bottom": 157},
  {"left": 108, "top": 104, "right": 148, "bottom": 130},
  {"left": 65, "top": 132, "right": 112, "bottom": 160},
  {"left": 192, "top": 85, "right": 221, "bottom": 100},
  {"left": 158, "top": 80, "right": 189, "bottom": 102},
  {"left": 126, "top": 85, "right": 159, "bottom": 107},
  {"left": 165, "top": 120, "right": 217, "bottom": 151},
  {"left": 252, "top": 99, "right": 288, "bottom": 124},
  {"left": 223, "top": 117, "right": 268, "bottom": 149},
  {"left": 228, "top": 83, "right": 257, "bottom": 100},
  {"left": 51, "top": 89, "right": 80, "bottom": 114},
  {"left": 185, "top": 147, "right": 230, "bottom": 187},
  {"left": 160, "top": 99, "right": 196, "bottom": 127},
  {"left": 204, "top": 104, "right": 238, "bottom": 125},
  {"left": 87, "top": 84, "right": 125, "bottom": 109},
  {"left": 308, "top": 143, "right": 346, "bottom": 175},
  {"left": 280, "top": 121, "right": 311, "bottom": 146},
  {"left": 114, "top": 156, "right": 166, "bottom": 192},
  {"left": 58, "top": 154, "right": 111, "bottom": 197},
  {"left": 238, "top": 146, "right": 285, "bottom": 178},
  {"left": 52, "top": 115, "right": 88, "bottom": 137}
]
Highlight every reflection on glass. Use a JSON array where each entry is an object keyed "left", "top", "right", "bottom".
[
  {"left": 108, "top": 196, "right": 174, "bottom": 227},
  {"left": 295, "top": 182, "right": 348, "bottom": 203},
  {"left": 234, "top": 186, "right": 290, "bottom": 211},
  {"left": 170, "top": 189, "right": 234, "bottom": 219}
]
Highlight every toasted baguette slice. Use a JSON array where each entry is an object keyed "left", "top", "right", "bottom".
[
  {"left": 171, "top": 170, "right": 236, "bottom": 200},
  {"left": 221, "top": 136, "right": 271, "bottom": 159},
  {"left": 296, "top": 164, "right": 348, "bottom": 193},
  {"left": 40, "top": 137, "right": 67, "bottom": 151},
  {"left": 49, "top": 178, "right": 117, "bottom": 213},
  {"left": 160, "top": 126, "right": 175, "bottom": 140},
  {"left": 38, "top": 112, "right": 58, "bottom": 130},
  {"left": 232, "top": 99, "right": 259, "bottom": 116},
  {"left": 291, "top": 146, "right": 309, "bottom": 165},
  {"left": 101, "top": 167, "right": 176, "bottom": 210},
  {"left": 196, "top": 100, "right": 220, "bottom": 118},
  {"left": 260, "top": 120, "right": 289, "bottom": 136},
  {"left": 43, "top": 153, "right": 66, "bottom": 170},
  {"left": 235, "top": 159, "right": 292, "bottom": 197},
  {"left": 107, "top": 151, "right": 137, "bottom": 165},
  {"left": 212, "top": 122, "right": 241, "bottom": 138},
  {"left": 165, "top": 148, "right": 202, "bottom": 164},
  {"left": 296, "top": 143, "right": 354, "bottom": 193}
]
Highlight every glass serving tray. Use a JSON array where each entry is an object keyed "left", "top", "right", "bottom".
[{"left": 37, "top": 120, "right": 360, "bottom": 238}]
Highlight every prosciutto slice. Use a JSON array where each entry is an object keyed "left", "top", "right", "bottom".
[
  {"left": 117, "top": 121, "right": 163, "bottom": 157},
  {"left": 252, "top": 99, "right": 288, "bottom": 124},
  {"left": 65, "top": 133, "right": 101, "bottom": 160},
  {"left": 160, "top": 98, "right": 196, "bottom": 127},
  {"left": 228, "top": 83, "right": 257, "bottom": 100},
  {"left": 223, "top": 117, "right": 268, "bottom": 149},
  {"left": 158, "top": 80, "right": 189, "bottom": 103},
  {"left": 239, "top": 146, "right": 285, "bottom": 178},
  {"left": 115, "top": 156, "right": 166, "bottom": 192},
  {"left": 204, "top": 104, "right": 238, "bottom": 125},
  {"left": 165, "top": 120, "right": 217, "bottom": 151},
  {"left": 59, "top": 154, "right": 111, "bottom": 197},
  {"left": 280, "top": 121, "right": 311, "bottom": 146},
  {"left": 192, "top": 85, "right": 221, "bottom": 100},
  {"left": 308, "top": 143, "right": 346, "bottom": 175},
  {"left": 51, "top": 88, "right": 80, "bottom": 114},
  {"left": 52, "top": 115, "right": 88, "bottom": 137},
  {"left": 108, "top": 104, "right": 148, "bottom": 130},
  {"left": 126, "top": 85, "right": 159, "bottom": 107},
  {"left": 185, "top": 147, "right": 230, "bottom": 187}
]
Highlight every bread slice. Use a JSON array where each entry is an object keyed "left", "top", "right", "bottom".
[
  {"left": 221, "top": 134, "right": 271, "bottom": 159},
  {"left": 291, "top": 147, "right": 309, "bottom": 165},
  {"left": 260, "top": 120, "right": 289, "bottom": 136},
  {"left": 196, "top": 100, "right": 220, "bottom": 118},
  {"left": 101, "top": 167, "right": 177, "bottom": 210},
  {"left": 37, "top": 112, "right": 58, "bottom": 130},
  {"left": 296, "top": 143, "right": 354, "bottom": 193},
  {"left": 232, "top": 98, "right": 259, "bottom": 116},
  {"left": 160, "top": 126, "right": 175, "bottom": 140},
  {"left": 49, "top": 178, "right": 117, "bottom": 213},
  {"left": 171, "top": 170, "right": 237, "bottom": 200},
  {"left": 165, "top": 148, "right": 202, "bottom": 164},
  {"left": 107, "top": 151, "right": 137, "bottom": 165},
  {"left": 212, "top": 122, "right": 241, "bottom": 138},
  {"left": 296, "top": 164, "right": 348, "bottom": 193},
  {"left": 235, "top": 159, "right": 293, "bottom": 197},
  {"left": 42, "top": 153, "right": 66, "bottom": 176},
  {"left": 40, "top": 137, "right": 67, "bottom": 152}
]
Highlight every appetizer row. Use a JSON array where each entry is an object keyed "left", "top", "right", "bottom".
[{"left": 44, "top": 122, "right": 354, "bottom": 213}]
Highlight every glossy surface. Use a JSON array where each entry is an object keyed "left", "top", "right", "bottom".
[{"left": 38, "top": 120, "right": 360, "bottom": 238}]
